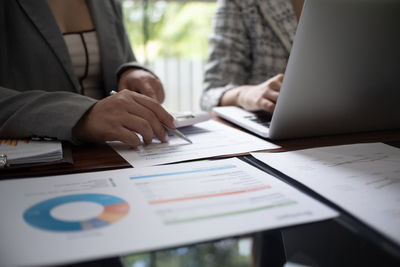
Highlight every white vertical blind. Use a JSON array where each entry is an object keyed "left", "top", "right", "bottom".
[{"left": 149, "top": 58, "right": 205, "bottom": 112}]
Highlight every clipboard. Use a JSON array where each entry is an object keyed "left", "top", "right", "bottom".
[{"left": 0, "top": 140, "right": 73, "bottom": 177}]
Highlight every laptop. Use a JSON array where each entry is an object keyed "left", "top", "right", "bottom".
[{"left": 213, "top": 0, "right": 400, "bottom": 140}]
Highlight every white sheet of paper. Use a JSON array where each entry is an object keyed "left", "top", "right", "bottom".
[
  {"left": 252, "top": 143, "right": 400, "bottom": 246},
  {"left": 108, "top": 120, "right": 279, "bottom": 167},
  {"left": 0, "top": 158, "right": 336, "bottom": 266}
]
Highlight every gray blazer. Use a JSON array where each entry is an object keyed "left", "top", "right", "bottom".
[
  {"left": 200, "top": 0, "right": 298, "bottom": 111},
  {"left": 0, "top": 0, "right": 148, "bottom": 142}
]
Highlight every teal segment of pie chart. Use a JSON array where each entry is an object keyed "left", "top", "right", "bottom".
[{"left": 23, "top": 193, "right": 129, "bottom": 232}]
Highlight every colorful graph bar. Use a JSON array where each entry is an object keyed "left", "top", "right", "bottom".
[
  {"left": 149, "top": 185, "right": 271, "bottom": 205},
  {"left": 164, "top": 201, "right": 297, "bottom": 225},
  {"left": 130, "top": 164, "right": 237, "bottom": 180}
]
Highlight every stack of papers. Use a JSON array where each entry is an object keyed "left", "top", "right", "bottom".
[{"left": 0, "top": 139, "right": 63, "bottom": 166}]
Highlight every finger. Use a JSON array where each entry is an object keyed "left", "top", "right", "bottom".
[
  {"left": 117, "top": 127, "right": 143, "bottom": 148},
  {"left": 121, "top": 114, "right": 154, "bottom": 144},
  {"left": 126, "top": 112, "right": 167, "bottom": 144},
  {"left": 257, "top": 98, "right": 276, "bottom": 113},
  {"left": 264, "top": 74, "right": 284, "bottom": 92},
  {"left": 268, "top": 79, "right": 282, "bottom": 92},
  {"left": 276, "top": 73, "right": 284, "bottom": 82},
  {"left": 136, "top": 82, "right": 158, "bottom": 100},
  {"left": 125, "top": 101, "right": 167, "bottom": 142},
  {"left": 117, "top": 91, "right": 167, "bottom": 142},
  {"left": 262, "top": 88, "right": 280, "bottom": 102},
  {"left": 110, "top": 89, "right": 170, "bottom": 144},
  {"left": 107, "top": 91, "right": 157, "bottom": 143},
  {"left": 89, "top": 119, "right": 143, "bottom": 148},
  {"left": 128, "top": 92, "right": 175, "bottom": 129},
  {"left": 151, "top": 79, "right": 165, "bottom": 103}
]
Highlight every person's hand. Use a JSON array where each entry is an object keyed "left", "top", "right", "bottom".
[
  {"left": 72, "top": 89, "right": 175, "bottom": 148},
  {"left": 118, "top": 68, "right": 165, "bottom": 103},
  {"left": 221, "top": 74, "right": 284, "bottom": 113}
]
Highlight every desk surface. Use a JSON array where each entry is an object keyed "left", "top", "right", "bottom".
[
  {"left": 1, "top": 116, "right": 400, "bottom": 179},
  {"left": 1, "top": 116, "right": 400, "bottom": 266}
]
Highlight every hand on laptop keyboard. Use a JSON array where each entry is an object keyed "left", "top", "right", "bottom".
[{"left": 221, "top": 74, "right": 284, "bottom": 114}]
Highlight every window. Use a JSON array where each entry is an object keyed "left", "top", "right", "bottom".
[{"left": 122, "top": 0, "right": 216, "bottom": 112}]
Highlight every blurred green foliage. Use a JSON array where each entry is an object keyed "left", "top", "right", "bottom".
[
  {"left": 122, "top": 1, "right": 216, "bottom": 61},
  {"left": 121, "top": 238, "right": 253, "bottom": 267}
]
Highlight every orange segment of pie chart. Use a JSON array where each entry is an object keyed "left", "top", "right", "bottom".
[{"left": 97, "top": 202, "right": 130, "bottom": 223}]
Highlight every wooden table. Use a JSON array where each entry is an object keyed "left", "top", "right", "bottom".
[{"left": 1, "top": 116, "right": 400, "bottom": 179}]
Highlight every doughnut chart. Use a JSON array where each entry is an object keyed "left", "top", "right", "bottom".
[{"left": 23, "top": 193, "right": 129, "bottom": 232}]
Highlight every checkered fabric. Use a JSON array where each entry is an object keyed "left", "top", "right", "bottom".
[{"left": 201, "top": 0, "right": 297, "bottom": 111}]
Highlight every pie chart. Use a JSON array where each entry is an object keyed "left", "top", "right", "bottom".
[{"left": 23, "top": 193, "right": 129, "bottom": 232}]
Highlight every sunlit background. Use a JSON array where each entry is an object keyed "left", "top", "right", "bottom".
[{"left": 122, "top": 0, "right": 216, "bottom": 112}]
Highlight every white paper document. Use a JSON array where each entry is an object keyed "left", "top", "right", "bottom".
[
  {"left": 252, "top": 143, "right": 400, "bottom": 246},
  {"left": 0, "top": 158, "right": 336, "bottom": 266},
  {"left": 108, "top": 120, "right": 279, "bottom": 167}
]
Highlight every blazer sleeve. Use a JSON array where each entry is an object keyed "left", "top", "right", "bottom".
[
  {"left": 200, "top": 0, "right": 253, "bottom": 111},
  {"left": 0, "top": 87, "right": 97, "bottom": 142}
]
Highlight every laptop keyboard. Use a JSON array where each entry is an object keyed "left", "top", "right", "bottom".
[{"left": 244, "top": 111, "right": 272, "bottom": 128}]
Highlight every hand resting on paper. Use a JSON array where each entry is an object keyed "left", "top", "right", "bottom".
[{"left": 72, "top": 89, "right": 175, "bottom": 148}]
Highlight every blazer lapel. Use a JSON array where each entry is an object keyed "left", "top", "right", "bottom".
[
  {"left": 256, "top": 0, "right": 298, "bottom": 53},
  {"left": 17, "top": 0, "right": 80, "bottom": 92}
]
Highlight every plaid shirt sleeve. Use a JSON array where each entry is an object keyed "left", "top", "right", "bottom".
[
  {"left": 201, "top": 0, "right": 252, "bottom": 111},
  {"left": 200, "top": 0, "right": 295, "bottom": 111}
]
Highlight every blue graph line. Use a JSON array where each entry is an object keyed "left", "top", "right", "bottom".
[{"left": 130, "top": 165, "right": 237, "bottom": 180}]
